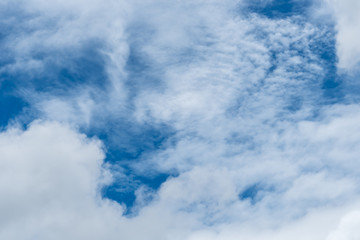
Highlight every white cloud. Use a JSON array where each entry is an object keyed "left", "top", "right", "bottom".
[
  {"left": 327, "top": 211, "right": 360, "bottom": 240},
  {"left": 323, "top": 0, "right": 360, "bottom": 70},
  {"left": 0, "top": 121, "right": 123, "bottom": 239},
  {"left": 133, "top": 14, "right": 324, "bottom": 130}
]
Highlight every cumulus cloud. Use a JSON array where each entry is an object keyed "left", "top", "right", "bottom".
[{"left": 0, "top": 121, "right": 123, "bottom": 239}]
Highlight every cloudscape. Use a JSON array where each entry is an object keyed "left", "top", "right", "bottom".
[{"left": 1, "top": 0, "right": 360, "bottom": 239}]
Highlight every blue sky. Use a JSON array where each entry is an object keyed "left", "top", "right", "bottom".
[{"left": 1, "top": 0, "right": 360, "bottom": 239}]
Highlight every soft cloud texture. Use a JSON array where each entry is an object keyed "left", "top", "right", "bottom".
[
  {"left": 328, "top": 211, "right": 360, "bottom": 240},
  {"left": 324, "top": 0, "right": 360, "bottom": 70},
  {"left": 0, "top": 122, "right": 123, "bottom": 239},
  {"left": 1, "top": 0, "right": 360, "bottom": 239}
]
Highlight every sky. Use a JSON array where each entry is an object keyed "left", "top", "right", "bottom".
[{"left": 1, "top": 0, "right": 360, "bottom": 239}]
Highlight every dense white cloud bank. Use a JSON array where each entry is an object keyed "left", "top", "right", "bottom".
[{"left": 1, "top": 0, "right": 360, "bottom": 239}]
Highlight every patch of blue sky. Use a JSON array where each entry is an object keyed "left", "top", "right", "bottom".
[
  {"left": 91, "top": 120, "right": 175, "bottom": 162},
  {"left": 243, "top": 0, "right": 312, "bottom": 19},
  {"left": 99, "top": 127, "right": 175, "bottom": 203},
  {"left": 0, "top": 8, "right": 29, "bottom": 127},
  {"left": 308, "top": 28, "right": 345, "bottom": 103},
  {"left": 1, "top": 6, "right": 109, "bottom": 90},
  {"left": 103, "top": 172, "right": 171, "bottom": 215},
  {"left": 239, "top": 183, "right": 263, "bottom": 205},
  {"left": 27, "top": 42, "right": 108, "bottom": 94},
  {"left": 86, "top": 115, "right": 176, "bottom": 212},
  {"left": 0, "top": 41, "right": 108, "bottom": 126},
  {"left": 339, "top": 71, "right": 360, "bottom": 104},
  {"left": 123, "top": 43, "right": 165, "bottom": 102},
  {"left": 0, "top": 80, "right": 28, "bottom": 127}
]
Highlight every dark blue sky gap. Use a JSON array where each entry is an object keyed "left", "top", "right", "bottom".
[
  {"left": 103, "top": 172, "right": 171, "bottom": 215},
  {"left": 244, "top": 0, "right": 312, "bottom": 18},
  {"left": 0, "top": 80, "right": 28, "bottom": 127}
]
